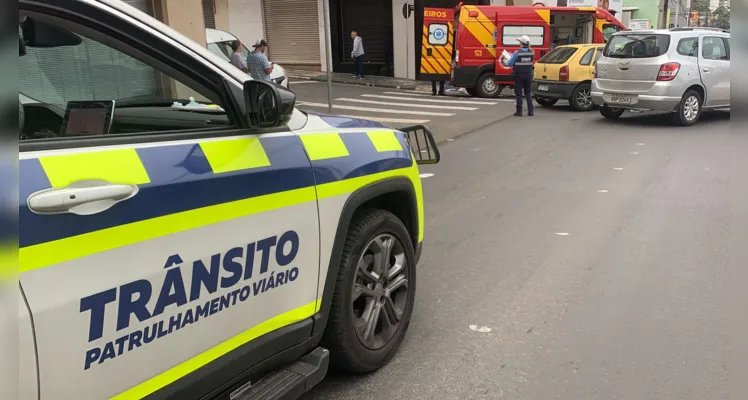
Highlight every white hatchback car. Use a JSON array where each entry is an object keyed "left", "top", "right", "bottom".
[
  {"left": 205, "top": 28, "right": 289, "bottom": 88},
  {"left": 592, "top": 27, "right": 730, "bottom": 126}
]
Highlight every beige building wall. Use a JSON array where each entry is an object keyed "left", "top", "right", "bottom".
[
  {"left": 156, "top": 0, "right": 207, "bottom": 99},
  {"left": 214, "top": 0, "right": 230, "bottom": 31}
]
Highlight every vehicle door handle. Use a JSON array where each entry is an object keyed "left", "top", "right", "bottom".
[
  {"left": 27, "top": 182, "right": 139, "bottom": 215},
  {"left": 702, "top": 67, "right": 711, "bottom": 73}
]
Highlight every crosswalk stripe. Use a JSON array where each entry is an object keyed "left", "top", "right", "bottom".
[
  {"left": 361, "top": 94, "right": 500, "bottom": 105},
  {"left": 381, "top": 91, "right": 515, "bottom": 102},
  {"left": 297, "top": 102, "right": 454, "bottom": 116},
  {"left": 335, "top": 98, "right": 478, "bottom": 111},
  {"left": 336, "top": 115, "right": 430, "bottom": 124}
]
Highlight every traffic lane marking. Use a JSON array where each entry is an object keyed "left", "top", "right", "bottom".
[
  {"left": 296, "top": 102, "right": 454, "bottom": 116},
  {"left": 336, "top": 115, "right": 430, "bottom": 124},
  {"left": 361, "top": 94, "right": 504, "bottom": 105},
  {"left": 335, "top": 98, "right": 479, "bottom": 111}
]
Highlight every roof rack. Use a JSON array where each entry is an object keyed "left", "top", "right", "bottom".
[{"left": 669, "top": 27, "right": 729, "bottom": 33}]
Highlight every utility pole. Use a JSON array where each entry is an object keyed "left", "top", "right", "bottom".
[
  {"left": 322, "top": 0, "right": 333, "bottom": 114},
  {"left": 659, "top": 0, "right": 670, "bottom": 28}
]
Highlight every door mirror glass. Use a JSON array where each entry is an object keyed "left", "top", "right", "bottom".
[{"left": 243, "top": 80, "right": 296, "bottom": 128}]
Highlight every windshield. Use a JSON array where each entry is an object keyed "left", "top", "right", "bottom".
[
  {"left": 538, "top": 47, "right": 578, "bottom": 64},
  {"left": 602, "top": 24, "right": 623, "bottom": 43},
  {"left": 604, "top": 34, "right": 671, "bottom": 58}
]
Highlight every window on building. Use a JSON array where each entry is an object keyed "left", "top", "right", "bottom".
[{"left": 502, "top": 26, "right": 544, "bottom": 47}]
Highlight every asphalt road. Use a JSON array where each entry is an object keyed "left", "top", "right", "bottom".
[
  {"left": 289, "top": 80, "right": 516, "bottom": 143},
  {"left": 303, "top": 105, "right": 732, "bottom": 399}
]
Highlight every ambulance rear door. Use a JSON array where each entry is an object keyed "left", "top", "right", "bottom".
[{"left": 419, "top": 7, "right": 454, "bottom": 81}]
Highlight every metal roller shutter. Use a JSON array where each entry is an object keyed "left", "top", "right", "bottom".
[
  {"left": 203, "top": 0, "right": 216, "bottom": 29},
  {"left": 262, "top": 0, "right": 321, "bottom": 65},
  {"left": 341, "top": 0, "right": 388, "bottom": 64}
]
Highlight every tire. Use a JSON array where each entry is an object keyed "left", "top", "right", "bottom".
[
  {"left": 570, "top": 83, "right": 594, "bottom": 111},
  {"left": 535, "top": 97, "right": 558, "bottom": 108},
  {"left": 466, "top": 88, "right": 479, "bottom": 97},
  {"left": 600, "top": 105, "right": 625, "bottom": 120},
  {"left": 321, "top": 209, "right": 417, "bottom": 373},
  {"left": 671, "top": 89, "right": 702, "bottom": 126},
  {"left": 476, "top": 73, "right": 501, "bottom": 98}
]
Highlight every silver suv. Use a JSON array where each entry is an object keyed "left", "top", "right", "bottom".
[{"left": 591, "top": 27, "right": 730, "bottom": 126}]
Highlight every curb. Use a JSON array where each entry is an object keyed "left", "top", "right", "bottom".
[{"left": 287, "top": 73, "right": 429, "bottom": 91}]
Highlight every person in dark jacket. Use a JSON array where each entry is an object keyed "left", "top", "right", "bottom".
[{"left": 507, "top": 35, "right": 535, "bottom": 116}]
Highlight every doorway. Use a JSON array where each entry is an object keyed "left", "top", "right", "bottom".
[{"left": 330, "top": 0, "right": 394, "bottom": 76}]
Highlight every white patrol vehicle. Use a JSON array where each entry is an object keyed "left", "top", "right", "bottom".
[{"left": 17, "top": 0, "right": 440, "bottom": 399}]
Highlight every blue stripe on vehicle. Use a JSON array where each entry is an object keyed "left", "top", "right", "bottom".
[{"left": 19, "top": 134, "right": 413, "bottom": 247}]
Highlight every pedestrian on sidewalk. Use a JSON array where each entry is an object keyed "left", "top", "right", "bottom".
[
  {"left": 229, "top": 41, "right": 248, "bottom": 73},
  {"left": 247, "top": 39, "right": 274, "bottom": 82},
  {"left": 351, "top": 31, "right": 365, "bottom": 79},
  {"left": 506, "top": 35, "right": 535, "bottom": 117},
  {"left": 432, "top": 80, "right": 445, "bottom": 96}
]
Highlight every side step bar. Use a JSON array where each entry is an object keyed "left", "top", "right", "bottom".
[{"left": 234, "top": 348, "right": 329, "bottom": 400}]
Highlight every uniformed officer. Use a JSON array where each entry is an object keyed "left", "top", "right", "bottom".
[{"left": 507, "top": 35, "right": 535, "bottom": 117}]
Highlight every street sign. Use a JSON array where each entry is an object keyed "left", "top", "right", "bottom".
[{"left": 402, "top": 2, "right": 414, "bottom": 19}]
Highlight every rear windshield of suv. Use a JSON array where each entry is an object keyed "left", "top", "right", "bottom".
[
  {"left": 538, "top": 47, "right": 578, "bottom": 64},
  {"left": 604, "top": 34, "right": 671, "bottom": 58}
]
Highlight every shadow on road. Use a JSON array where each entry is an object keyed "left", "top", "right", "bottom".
[{"left": 594, "top": 109, "right": 731, "bottom": 127}]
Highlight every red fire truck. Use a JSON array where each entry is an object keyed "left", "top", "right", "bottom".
[{"left": 418, "top": 2, "right": 625, "bottom": 98}]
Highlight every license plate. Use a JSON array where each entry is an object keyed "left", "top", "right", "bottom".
[
  {"left": 609, "top": 94, "right": 632, "bottom": 104},
  {"left": 538, "top": 84, "right": 549, "bottom": 91}
]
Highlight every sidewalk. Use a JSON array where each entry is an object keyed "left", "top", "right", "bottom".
[{"left": 287, "top": 68, "right": 432, "bottom": 91}]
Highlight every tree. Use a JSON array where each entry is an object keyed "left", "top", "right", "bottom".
[{"left": 712, "top": 6, "right": 730, "bottom": 29}]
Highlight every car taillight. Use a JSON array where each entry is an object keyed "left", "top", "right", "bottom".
[
  {"left": 455, "top": 50, "right": 460, "bottom": 63},
  {"left": 656, "top": 62, "right": 680, "bottom": 81},
  {"left": 593, "top": 63, "right": 598, "bottom": 78},
  {"left": 559, "top": 65, "right": 569, "bottom": 82}
]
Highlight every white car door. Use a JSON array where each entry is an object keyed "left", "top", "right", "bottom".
[
  {"left": 19, "top": 5, "right": 320, "bottom": 400},
  {"left": 698, "top": 35, "right": 730, "bottom": 107}
]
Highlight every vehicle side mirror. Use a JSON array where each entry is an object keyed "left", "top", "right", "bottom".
[
  {"left": 401, "top": 124, "right": 440, "bottom": 165},
  {"left": 20, "top": 17, "right": 82, "bottom": 48},
  {"left": 243, "top": 80, "right": 295, "bottom": 128}
]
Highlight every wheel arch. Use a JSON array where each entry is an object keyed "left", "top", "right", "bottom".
[
  {"left": 685, "top": 84, "right": 706, "bottom": 105},
  {"left": 311, "top": 177, "right": 419, "bottom": 336}
]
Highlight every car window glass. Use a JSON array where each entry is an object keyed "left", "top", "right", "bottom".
[
  {"left": 604, "top": 34, "right": 670, "bottom": 58},
  {"left": 593, "top": 47, "right": 605, "bottom": 63},
  {"left": 19, "top": 18, "right": 235, "bottom": 141},
  {"left": 502, "top": 25, "right": 544, "bottom": 47},
  {"left": 207, "top": 43, "right": 230, "bottom": 61},
  {"left": 579, "top": 48, "right": 595, "bottom": 65},
  {"left": 602, "top": 24, "right": 622, "bottom": 43},
  {"left": 538, "top": 47, "right": 577, "bottom": 64},
  {"left": 702, "top": 36, "right": 728, "bottom": 60},
  {"left": 676, "top": 37, "right": 698, "bottom": 56}
]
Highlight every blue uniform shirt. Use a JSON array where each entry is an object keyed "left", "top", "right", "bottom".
[{"left": 507, "top": 46, "right": 534, "bottom": 67}]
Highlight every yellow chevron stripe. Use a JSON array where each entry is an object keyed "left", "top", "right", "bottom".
[
  {"left": 534, "top": 9, "right": 551, "bottom": 25},
  {"left": 461, "top": 5, "right": 496, "bottom": 58}
]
